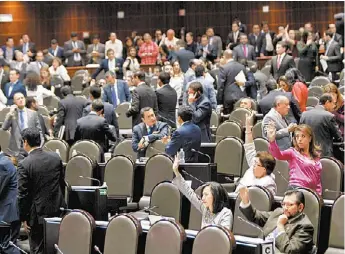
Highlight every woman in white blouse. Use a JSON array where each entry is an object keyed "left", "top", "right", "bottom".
[
  {"left": 122, "top": 47, "right": 140, "bottom": 76},
  {"left": 169, "top": 61, "right": 184, "bottom": 105},
  {"left": 25, "top": 72, "right": 53, "bottom": 105},
  {"left": 49, "top": 57, "right": 71, "bottom": 82}
]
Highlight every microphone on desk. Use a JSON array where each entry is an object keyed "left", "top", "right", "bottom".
[
  {"left": 191, "top": 149, "right": 211, "bottom": 164},
  {"left": 181, "top": 170, "right": 205, "bottom": 185},
  {"left": 325, "top": 189, "right": 345, "bottom": 195},
  {"left": 59, "top": 207, "right": 74, "bottom": 213},
  {"left": 94, "top": 245, "right": 103, "bottom": 254},
  {"left": 276, "top": 171, "right": 290, "bottom": 186},
  {"left": 237, "top": 216, "right": 265, "bottom": 240},
  {"left": 9, "top": 241, "right": 28, "bottom": 254},
  {"left": 143, "top": 205, "right": 160, "bottom": 216},
  {"left": 79, "top": 176, "right": 101, "bottom": 186},
  {"left": 54, "top": 244, "right": 64, "bottom": 254},
  {"left": 157, "top": 114, "right": 177, "bottom": 129}
]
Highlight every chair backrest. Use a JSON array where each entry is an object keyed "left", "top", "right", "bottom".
[
  {"left": 116, "top": 102, "right": 132, "bottom": 129},
  {"left": 228, "top": 108, "right": 252, "bottom": 128},
  {"left": 42, "top": 115, "right": 51, "bottom": 132},
  {"left": 150, "top": 181, "right": 181, "bottom": 221},
  {"left": 253, "top": 137, "right": 269, "bottom": 152},
  {"left": 274, "top": 159, "right": 290, "bottom": 196},
  {"left": 43, "top": 96, "right": 60, "bottom": 111},
  {"left": 210, "top": 110, "right": 219, "bottom": 128},
  {"left": 0, "top": 129, "right": 11, "bottom": 153},
  {"left": 188, "top": 184, "right": 205, "bottom": 230},
  {"left": 296, "top": 187, "right": 321, "bottom": 244},
  {"left": 50, "top": 75, "right": 64, "bottom": 87},
  {"left": 192, "top": 225, "right": 235, "bottom": 254},
  {"left": 104, "top": 214, "right": 142, "bottom": 254},
  {"left": 327, "top": 195, "right": 344, "bottom": 250},
  {"left": 261, "top": 65, "right": 271, "bottom": 78},
  {"left": 65, "top": 154, "right": 95, "bottom": 186},
  {"left": 70, "top": 140, "right": 102, "bottom": 163},
  {"left": 321, "top": 157, "right": 343, "bottom": 200},
  {"left": 339, "top": 85, "right": 344, "bottom": 95},
  {"left": 215, "top": 121, "right": 242, "bottom": 143},
  {"left": 58, "top": 210, "right": 95, "bottom": 254},
  {"left": 306, "top": 96, "right": 319, "bottom": 107},
  {"left": 310, "top": 76, "right": 330, "bottom": 87},
  {"left": 308, "top": 86, "right": 324, "bottom": 98},
  {"left": 71, "top": 75, "right": 84, "bottom": 93},
  {"left": 234, "top": 99, "right": 257, "bottom": 111},
  {"left": 215, "top": 137, "right": 244, "bottom": 176},
  {"left": 145, "top": 219, "right": 186, "bottom": 254},
  {"left": 113, "top": 139, "right": 137, "bottom": 162},
  {"left": 0, "top": 107, "right": 10, "bottom": 123},
  {"left": 233, "top": 186, "right": 272, "bottom": 236},
  {"left": 37, "top": 105, "right": 50, "bottom": 116},
  {"left": 252, "top": 121, "right": 263, "bottom": 139},
  {"left": 145, "top": 140, "right": 167, "bottom": 158},
  {"left": 43, "top": 139, "right": 69, "bottom": 163},
  {"left": 104, "top": 155, "right": 134, "bottom": 199}
]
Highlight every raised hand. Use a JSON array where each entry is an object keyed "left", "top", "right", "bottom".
[
  {"left": 239, "top": 187, "right": 250, "bottom": 205},
  {"left": 266, "top": 122, "right": 277, "bottom": 142},
  {"left": 173, "top": 155, "right": 180, "bottom": 176}
]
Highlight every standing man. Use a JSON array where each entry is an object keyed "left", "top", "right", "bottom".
[
  {"left": 261, "top": 22, "right": 276, "bottom": 56},
  {"left": 206, "top": 27, "right": 223, "bottom": 59},
  {"left": 195, "top": 35, "right": 217, "bottom": 63},
  {"left": 248, "top": 24, "right": 265, "bottom": 57},
  {"left": 102, "top": 71, "right": 131, "bottom": 107},
  {"left": 18, "top": 128, "right": 65, "bottom": 254},
  {"left": 64, "top": 32, "right": 86, "bottom": 67},
  {"left": 86, "top": 34, "right": 105, "bottom": 64},
  {"left": 48, "top": 39, "right": 64, "bottom": 60},
  {"left": 226, "top": 21, "right": 243, "bottom": 50},
  {"left": 138, "top": 33, "right": 159, "bottom": 65},
  {"left": 233, "top": 34, "right": 256, "bottom": 62},
  {"left": 105, "top": 32, "right": 123, "bottom": 59},
  {"left": 92, "top": 49, "right": 124, "bottom": 80},
  {"left": 19, "top": 34, "right": 36, "bottom": 61},
  {"left": 4, "top": 69, "right": 26, "bottom": 105},
  {"left": 172, "top": 40, "right": 195, "bottom": 73},
  {"left": 26, "top": 97, "right": 50, "bottom": 140},
  {"left": 270, "top": 41, "right": 295, "bottom": 81},
  {"left": 26, "top": 51, "right": 48, "bottom": 75},
  {"left": 0, "top": 37, "right": 16, "bottom": 66},
  {"left": 126, "top": 71, "right": 158, "bottom": 127}
]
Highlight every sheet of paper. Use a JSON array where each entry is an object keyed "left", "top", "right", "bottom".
[
  {"left": 320, "top": 59, "right": 328, "bottom": 72},
  {"left": 235, "top": 70, "right": 247, "bottom": 83}
]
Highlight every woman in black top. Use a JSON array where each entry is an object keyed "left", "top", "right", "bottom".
[
  {"left": 185, "top": 32, "right": 197, "bottom": 56},
  {"left": 297, "top": 31, "right": 318, "bottom": 82}
]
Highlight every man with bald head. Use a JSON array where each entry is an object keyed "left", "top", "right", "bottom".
[
  {"left": 105, "top": 32, "right": 123, "bottom": 59},
  {"left": 2, "top": 92, "right": 42, "bottom": 153},
  {"left": 262, "top": 95, "right": 297, "bottom": 150},
  {"left": 159, "top": 29, "right": 178, "bottom": 50},
  {"left": 138, "top": 33, "right": 159, "bottom": 65}
]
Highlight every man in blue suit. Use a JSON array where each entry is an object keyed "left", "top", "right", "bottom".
[
  {"left": 0, "top": 147, "right": 20, "bottom": 254},
  {"left": 102, "top": 71, "right": 131, "bottom": 108},
  {"left": 48, "top": 39, "right": 64, "bottom": 60},
  {"left": 164, "top": 106, "right": 201, "bottom": 162},
  {"left": 4, "top": 69, "right": 26, "bottom": 105},
  {"left": 0, "top": 37, "right": 16, "bottom": 65},
  {"left": 92, "top": 48, "right": 124, "bottom": 80}
]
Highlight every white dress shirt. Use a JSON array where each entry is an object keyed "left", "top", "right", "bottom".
[
  {"left": 49, "top": 65, "right": 71, "bottom": 82},
  {"left": 105, "top": 39, "right": 123, "bottom": 58},
  {"left": 26, "top": 85, "right": 53, "bottom": 105}
]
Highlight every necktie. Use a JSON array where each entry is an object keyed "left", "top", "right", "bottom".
[
  {"left": 19, "top": 110, "right": 25, "bottom": 130},
  {"left": 23, "top": 43, "right": 27, "bottom": 53},
  {"left": 243, "top": 45, "right": 247, "bottom": 58},
  {"left": 8, "top": 83, "right": 13, "bottom": 96},
  {"left": 73, "top": 41, "right": 81, "bottom": 62},
  {"left": 277, "top": 55, "right": 281, "bottom": 69},
  {"left": 111, "top": 86, "right": 117, "bottom": 108}
]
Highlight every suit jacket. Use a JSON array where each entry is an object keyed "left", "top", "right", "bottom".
[
  {"left": 0, "top": 69, "right": 9, "bottom": 90},
  {"left": 4, "top": 81, "right": 26, "bottom": 105},
  {"left": 165, "top": 121, "right": 201, "bottom": 162},
  {"left": 2, "top": 108, "right": 42, "bottom": 153},
  {"left": 233, "top": 44, "right": 256, "bottom": 62},
  {"left": 263, "top": 108, "right": 292, "bottom": 150},
  {"left": 190, "top": 94, "right": 212, "bottom": 142},
  {"left": 132, "top": 121, "right": 169, "bottom": 158},
  {"left": 38, "top": 113, "right": 49, "bottom": 138},
  {"left": 248, "top": 33, "right": 265, "bottom": 56},
  {"left": 195, "top": 44, "right": 217, "bottom": 63},
  {"left": 9, "top": 61, "right": 27, "bottom": 82},
  {"left": 270, "top": 54, "right": 296, "bottom": 81},
  {"left": 102, "top": 80, "right": 131, "bottom": 106},
  {"left": 300, "top": 105, "right": 343, "bottom": 156},
  {"left": 1, "top": 46, "right": 15, "bottom": 62},
  {"left": 259, "top": 91, "right": 301, "bottom": 123},
  {"left": 17, "top": 148, "right": 65, "bottom": 225},
  {"left": 226, "top": 31, "right": 244, "bottom": 50},
  {"left": 333, "top": 33, "right": 343, "bottom": 47},
  {"left": 185, "top": 76, "right": 217, "bottom": 110},
  {"left": 92, "top": 58, "right": 124, "bottom": 80},
  {"left": 254, "top": 70, "right": 269, "bottom": 97},
  {"left": 86, "top": 43, "right": 105, "bottom": 64},
  {"left": 75, "top": 112, "right": 117, "bottom": 153},
  {"left": 83, "top": 101, "right": 119, "bottom": 137},
  {"left": 54, "top": 94, "right": 86, "bottom": 141},
  {"left": 209, "top": 36, "right": 223, "bottom": 57},
  {"left": 183, "top": 68, "right": 196, "bottom": 94},
  {"left": 240, "top": 204, "right": 314, "bottom": 254},
  {"left": 261, "top": 31, "right": 276, "bottom": 55},
  {"left": 156, "top": 84, "right": 177, "bottom": 128},
  {"left": 26, "top": 61, "right": 49, "bottom": 75},
  {"left": 0, "top": 153, "right": 19, "bottom": 223},
  {"left": 17, "top": 42, "right": 36, "bottom": 61},
  {"left": 126, "top": 83, "right": 158, "bottom": 127},
  {"left": 48, "top": 46, "right": 64, "bottom": 59},
  {"left": 325, "top": 40, "right": 343, "bottom": 72},
  {"left": 172, "top": 49, "right": 195, "bottom": 73},
  {"left": 64, "top": 40, "right": 86, "bottom": 67}
]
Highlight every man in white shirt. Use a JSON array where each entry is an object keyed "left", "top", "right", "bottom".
[
  {"left": 159, "top": 29, "right": 178, "bottom": 51},
  {"left": 105, "top": 32, "right": 123, "bottom": 59}
]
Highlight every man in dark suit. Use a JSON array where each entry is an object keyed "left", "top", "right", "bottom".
[
  {"left": 0, "top": 63, "right": 9, "bottom": 91},
  {"left": 195, "top": 35, "right": 217, "bottom": 63},
  {"left": 0, "top": 146, "right": 20, "bottom": 254},
  {"left": 259, "top": 80, "right": 301, "bottom": 123},
  {"left": 18, "top": 128, "right": 65, "bottom": 254},
  {"left": 0, "top": 37, "right": 16, "bottom": 65},
  {"left": 156, "top": 72, "right": 177, "bottom": 128},
  {"left": 164, "top": 105, "right": 201, "bottom": 162},
  {"left": 9, "top": 51, "right": 27, "bottom": 82},
  {"left": 103, "top": 71, "right": 131, "bottom": 108},
  {"left": 172, "top": 40, "right": 195, "bottom": 73},
  {"left": 261, "top": 22, "right": 276, "bottom": 56},
  {"left": 248, "top": 24, "right": 265, "bottom": 57},
  {"left": 92, "top": 48, "right": 124, "bottom": 80},
  {"left": 86, "top": 34, "right": 105, "bottom": 64},
  {"left": 48, "top": 39, "right": 64, "bottom": 60},
  {"left": 64, "top": 32, "right": 86, "bottom": 67},
  {"left": 233, "top": 34, "right": 256, "bottom": 62},
  {"left": 321, "top": 31, "right": 343, "bottom": 81},
  {"left": 300, "top": 93, "right": 343, "bottom": 157},
  {"left": 239, "top": 188, "right": 315, "bottom": 254},
  {"left": 329, "top": 23, "right": 343, "bottom": 47},
  {"left": 270, "top": 41, "right": 295, "bottom": 81},
  {"left": 206, "top": 27, "right": 223, "bottom": 58},
  {"left": 83, "top": 85, "right": 119, "bottom": 137},
  {"left": 75, "top": 100, "right": 117, "bottom": 153},
  {"left": 187, "top": 82, "right": 212, "bottom": 142},
  {"left": 126, "top": 71, "right": 158, "bottom": 127},
  {"left": 132, "top": 107, "right": 169, "bottom": 158},
  {"left": 226, "top": 21, "right": 244, "bottom": 50},
  {"left": 26, "top": 97, "right": 50, "bottom": 140},
  {"left": 54, "top": 86, "right": 86, "bottom": 145},
  {"left": 250, "top": 62, "right": 268, "bottom": 97},
  {"left": 18, "top": 34, "right": 36, "bottom": 61},
  {"left": 4, "top": 69, "right": 26, "bottom": 105}
]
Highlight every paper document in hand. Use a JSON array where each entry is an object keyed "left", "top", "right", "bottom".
[
  {"left": 235, "top": 70, "right": 247, "bottom": 83},
  {"left": 320, "top": 59, "right": 328, "bottom": 72}
]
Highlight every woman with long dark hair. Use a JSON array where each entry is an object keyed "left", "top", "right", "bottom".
[
  {"left": 297, "top": 31, "right": 318, "bottom": 82},
  {"left": 323, "top": 83, "right": 344, "bottom": 135},
  {"left": 25, "top": 71, "right": 53, "bottom": 105},
  {"left": 285, "top": 68, "right": 308, "bottom": 112}
]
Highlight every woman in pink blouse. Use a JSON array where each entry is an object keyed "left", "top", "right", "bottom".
[{"left": 267, "top": 123, "right": 322, "bottom": 195}]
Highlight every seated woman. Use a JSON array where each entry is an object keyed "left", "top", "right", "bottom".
[
  {"left": 172, "top": 156, "right": 233, "bottom": 230},
  {"left": 49, "top": 57, "right": 71, "bottom": 82},
  {"left": 267, "top": 123, "right": 322, "bottom": 195},
  {"left": 323, "top": 83, "right": 344, "bottom": 135},
  {"left": 25, "top": 71, "right": 53, "bottom": 105},
  {"left": 235, "top": 114, "right": 277, "bottom": 196}
]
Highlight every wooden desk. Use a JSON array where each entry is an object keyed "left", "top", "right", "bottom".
[
  {"left": 256, "top": 56, "right": 272, "bottom": 69},
  {"left": 66, "top": 66, "right": 98, "bottom": 77},
  {"left": 140, "top": 64, "right": 157, "bottom": 73}
]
